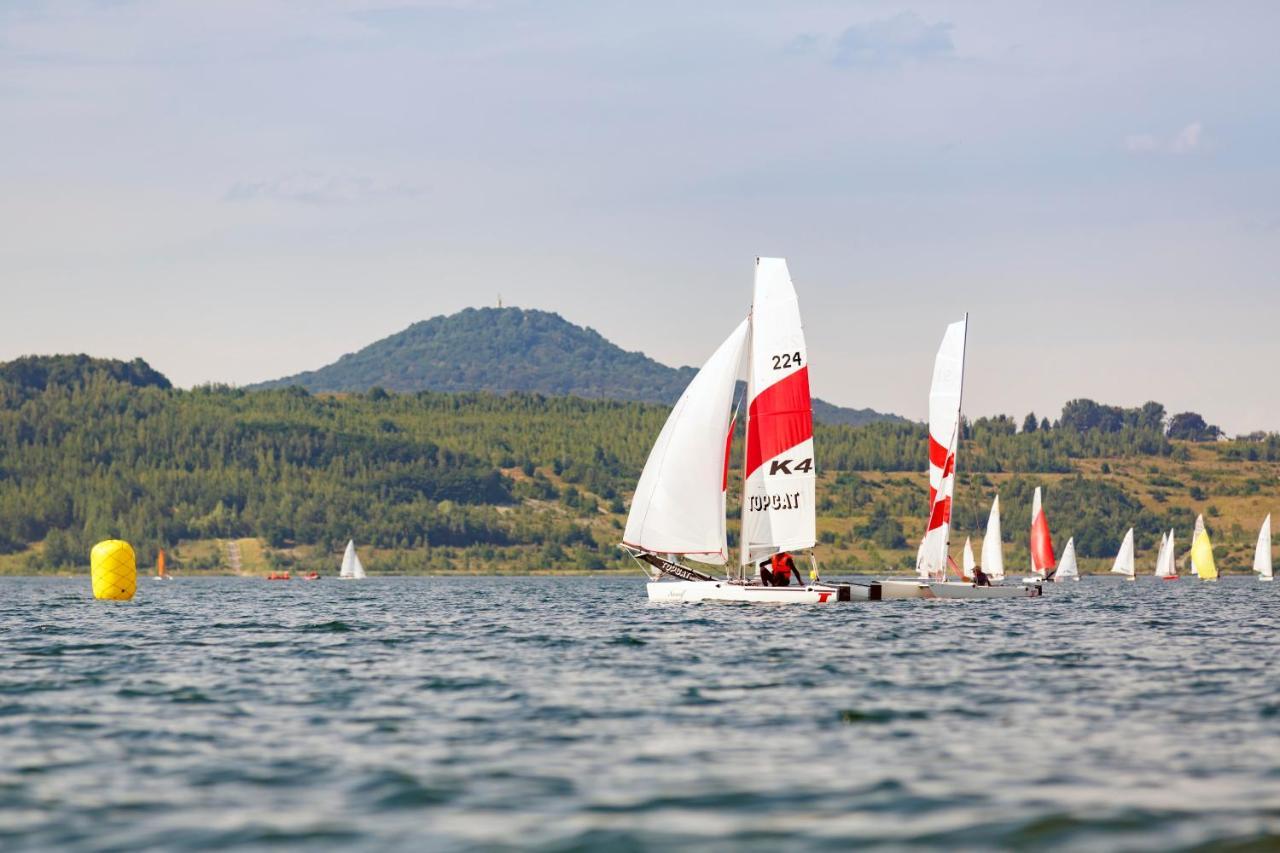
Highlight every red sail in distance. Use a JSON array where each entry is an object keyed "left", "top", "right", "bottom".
[{"left": 1031, "top": 510, "right": 1056, "bottom": 572}]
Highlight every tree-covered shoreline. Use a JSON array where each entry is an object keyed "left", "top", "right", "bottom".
[{"left": 1, "top": 355, "right": 1275, "bottom": 575}]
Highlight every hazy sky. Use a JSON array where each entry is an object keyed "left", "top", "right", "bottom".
[{"left": 4, "top": 1, "right": 1279, "bottom": 431}]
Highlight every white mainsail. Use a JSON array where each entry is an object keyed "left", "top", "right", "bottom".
[
  {"left": 1156, "top": 528, "right": 1177, "bottom": 578},
  {"left": 1056, "top": 537, "right": 1079, "bottom": 580},
  {"left": 740, "top": 258, "right": 816, "bottom": 567},
  {"left": 918, "top": 317, "right": 968, "bottom": 579},
  {"left": 981, "top": 494, "right": 1005, "bottom": 580},
  {"left": 624, "top": 319, "right": 749, "bottom": 565},
  {"left": 340, "top": 539, "right": 367, "bottom": 579},
  {"left": 1110, "top": 528, "right": 1136, "bottom": 579},
  {"left": 962, "top": 537, "right": 976, "bottom": 580},
  {"left": 1153, "top": 532, "right": 1170, "bottom": 578},
  {"left": 1188, "top": 513, "right": 1206, "bottom": 576},
  {"left": 1254, "top": 514, "right": 1273, "bottom": 581}
]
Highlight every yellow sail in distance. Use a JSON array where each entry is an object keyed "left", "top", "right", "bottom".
[{"left": 1192, "top": 530, "right": 1218, "bottom": 580}]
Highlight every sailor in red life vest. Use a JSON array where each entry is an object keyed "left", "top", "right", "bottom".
[{"left": 759, "top": 551, "right": 798, "bottom": 587}]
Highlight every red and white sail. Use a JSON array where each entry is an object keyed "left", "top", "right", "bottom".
[
  {"left": 740, "top": 258, "right": 816, "bottom": 567},
  {"left": 917, "top": 317, "right": 968, "bottom": 579},
  {"left": 624, "top": 318, "right": 749, "bottom": 564},
  {"left": 1029, "top": 486, "right": 1056, "bottom": 576}
]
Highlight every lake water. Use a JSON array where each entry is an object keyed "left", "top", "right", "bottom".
[{"left": 2, "top": 575, "right": 1279, "bottom": 851}]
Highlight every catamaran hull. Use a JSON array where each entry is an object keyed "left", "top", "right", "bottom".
[
  {"left": 928, "top": 581, "right": 1043, "bottom": 599},
  {"left": 646, "top": 581, "right": 867, "bottom": 604},
  {"left": 878, "top": 579, "right": 935, "bottom": 599},
  {"left": 876, "top": 578, "right": 1043, "bottom": 599}
]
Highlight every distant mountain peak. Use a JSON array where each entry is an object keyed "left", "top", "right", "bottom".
[{"left": 251, "top": 305, "right": 903, "bottom": 425}]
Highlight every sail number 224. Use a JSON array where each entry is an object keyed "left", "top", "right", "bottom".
[{"left": 771, "top": 352, "right": 802, "bottom": 370}]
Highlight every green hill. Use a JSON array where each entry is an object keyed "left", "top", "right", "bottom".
[{"left": 251, "top": 306, "right": 902, "bottom": 427}]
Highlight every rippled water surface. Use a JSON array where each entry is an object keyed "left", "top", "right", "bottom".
[{"left": 3, "top": 575, "right": 1280, "bottom": 851}]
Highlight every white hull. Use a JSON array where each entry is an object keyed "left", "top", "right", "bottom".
[
  {"left": 929, "top": 581, "right": 1043, "bottom": 599},
  {"left": 646, "top": 580, "right": 862, "bottom": 604},
  {"left": 876, "top": 578, "right": 1043, "bottom": 600},
  {"left": 878, "top": 579, "right": 935, "bottom": 599}
]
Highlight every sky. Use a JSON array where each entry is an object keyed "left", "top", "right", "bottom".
[{"left": 3, "top": 1, "right": 1280, "bottom": 432}]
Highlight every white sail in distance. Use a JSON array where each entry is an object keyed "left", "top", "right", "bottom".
[
  {"left": 1110, "top": 528, "right": 1136, "bottom": 578},
  {"left": 1056, "top": 537, "right": 1079, "bottom": 580},
  {"left": 981, "top": 495, "right": 1004, "bottom": 580},
  {"left": 1156, "top": 529, "right": 1177, "bottom": 578},
  {"left": 624, "top": 319, "right": 749, "bottom": 564},
  {"left": 1189, "top": 514, "right": 1206, "bottom": 575},
  {"left": 918, "top": 316, "right": 968, "bottom": 579},
  {"left": 1255, "top": 514, "right": 1273, "bottom": 581},
  {"left": 740, "top": 258, "right": 816, "bottom": 567},
  {"left": 1153, "top": 532, "right": 1170, "bottom": 578},
  {"left": 340, "top": 540, "right": 367, "bottom": 579}
]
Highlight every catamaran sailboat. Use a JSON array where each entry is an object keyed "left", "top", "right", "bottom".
[
  {"left": 1255, "top": 515, "right": 1273, "bottom": 582},
  {"left": 1110, "top": 528, "right": 1136, "bottom": 581},
  {"left": 1055, "top": 537, "right": 1079, "bottom": 581},
  {"left": 878, "top": 317, "right": 1041, "bottom": 600},
  {"left": 339, "top": 540, "right": 367, "bottom": 579},
  {"left": 623, "top": 258, "right": 863, "bottom": 604}
]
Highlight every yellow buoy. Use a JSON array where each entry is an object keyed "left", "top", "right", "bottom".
[{"left": 91, "top": 540, "right": 137, "bottom": 601}]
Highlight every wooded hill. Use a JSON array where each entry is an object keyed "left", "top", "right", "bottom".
[
  {"left": 1, "top": 355, "right": 1276, "bottom": 576},
  {"left": 250, "top": 306, "right": 902, "bottom": 427}
]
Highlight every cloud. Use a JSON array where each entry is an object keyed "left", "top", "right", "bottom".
[
  {"left": 832, "top": 12, "right": 954, "bottom": 69},
  {"left": 1124, "top": 134, "right": 1158, "bottom": 153},
  {"left": 1123, "top": 122, "right": 1204, "bottom": 155},
  {"left": 1171, "top": 121, "right": 1202, "bottom": 153},
  {"left": 225, "top": 172, "right": 424, "bottom": 205},
  {"left": 785, "top": 33, "right": 821, "bottom": 56}
]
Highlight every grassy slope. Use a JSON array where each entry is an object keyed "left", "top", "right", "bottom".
[{"left": 6, "top": 441, "right": 1273, "bottom": 577}]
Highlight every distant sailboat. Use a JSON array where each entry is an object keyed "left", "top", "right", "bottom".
[
  {"left": 340, "top": 540, "right": 367, "bottom": 579},
  {"left": 1254, "top": 514, "right": 1273, "bottom": 582},
  {"left": 962, "top": 537, "right": 976, "bottom": 581},
  {"left": 154, "top": 548, "right": 171, "bottom": 580},
  {"left": 1055, "top": 537, "right": 1079, "bottom": 581},
  {"left": 982, "top": 495, "right": 1005, "bottom": 581},
  {"left": 1154, "top": 529, "right": 1178, "bottom": 580},
  {"left": 1030, "top": 487, "right": 1057, "bottom": 579},
  {"left": 1190, "top": 515, "right": 1218, "bottom": 582},
  {"left": 1110, "top": 528, "right": 1136, "bottom": 581}
]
